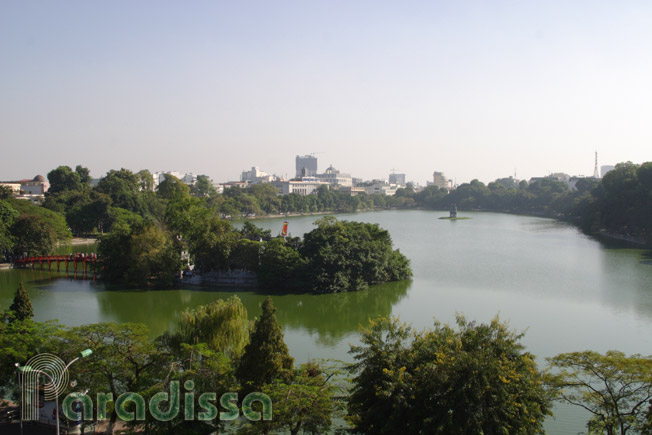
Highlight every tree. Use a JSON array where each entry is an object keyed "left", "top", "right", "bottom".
[
  {"left": 0, "top": 319, "right": 62, "bottom": 399},
  {"left": 348, "top": 316, "right": 552, "bottom": 434},
  {"left": 190, "top": 175, "right": 217, "bottom": 197},
  {"left": 137, "top": 169, "right": 154, "bottom": 191},
  {"left": 0, "top": 200, "right": 18, "bottom": 254},
  {"left": 59, "top": 322, "right": 166, "bottom": 435},
  {"left": 75, "top": 165, "right": 92, "bottom": 186},
  {"left": 10, "top": 214, "right": 57, "bottom": 256},
  {"left": 47, "top": 165, "right": 83, "bottom": 194},
  {"left": 99, "top": 221, "right": 180, "bottom": 287},
  {"left": 300, "top": 217, "right": 412, "bottom": 293},
  {"left": 546, "top": 351, "right": 652, "bottom": 434},
  {"left": 0, "top": 185, "right": 14, "bottom": 199},
  {"left": 176, "top": 296, "right": 251, "bottom": 358},
  {"left": 239, "top": 362, "right": 342, "bottom": 435},
  {"left": 8, "top": 282, "right": 34, "bottom": 321},
  {"left": 236, "top": 297, "right": 294, "bottom": 392},
  {"left": 157, "top": 174, "right": 191, "bottom": 200},
  {"left": 257, "top": 238, "right": 307, "bottom": 291},
  {"left": 125, "top": 224, "right": 181, "bottom": 288}
]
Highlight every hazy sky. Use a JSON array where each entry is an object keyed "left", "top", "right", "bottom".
[{"left": 1, "top": 1, "right": 651, "bottom": 185}]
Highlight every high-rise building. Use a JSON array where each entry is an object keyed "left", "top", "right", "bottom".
[
  {"left": 601, "top": 165, "right": 615, "bottom": 178},
  {"left": 296, "top": 155, "right": 318, "bottom": 178},
  {"left": 432, "top": 171, "right": 448, "bottom": 189},
  {"left": 389, "top": 173, "right": 406, "bottom": 186}
]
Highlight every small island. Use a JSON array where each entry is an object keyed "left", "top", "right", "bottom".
[{"left": 439, "top": 203, "right": 472, "bottom": 220}]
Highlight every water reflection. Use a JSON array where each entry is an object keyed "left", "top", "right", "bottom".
[{"left": 92, "top": 281, "right": 410, "bottom": 342}]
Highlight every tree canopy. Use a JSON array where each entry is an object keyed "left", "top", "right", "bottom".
[
  {"left": 546, "top": 350, "right": 652, "bottom": 434},
  {"left": 348, "top": 316, "right": 552, "bottom": 434}
]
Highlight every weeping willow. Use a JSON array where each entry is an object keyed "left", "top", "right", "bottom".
[{"left": 177, "top": 296, "right": 251, "bottom": 358}]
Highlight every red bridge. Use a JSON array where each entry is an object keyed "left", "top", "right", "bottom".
[{"left": 13, "top": 254, "right": 101, "bottom": 274}]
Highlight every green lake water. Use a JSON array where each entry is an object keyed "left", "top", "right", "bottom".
[{"left": 2, "top": 210, "right": 652, "bottom": 434}]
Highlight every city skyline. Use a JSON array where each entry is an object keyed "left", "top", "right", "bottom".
[{"left": 1, "top": 1, "right": 651, "bottom": 185}]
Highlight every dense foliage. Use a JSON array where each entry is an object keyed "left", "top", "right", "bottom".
[
  {"left": 236, "top": 297, "right": 294, "bottom": 392},
  {"left": 0, "top": 296, "right": 341, "bottom": 434},
  {"left": 348, "top": 316, "right": 553, "bottom": 434},
  {"left": 8, "top": 282, "right": 34, "bottom": 322}
]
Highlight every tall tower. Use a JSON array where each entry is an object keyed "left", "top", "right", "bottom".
[
  {"left": 593, "top": 151, "right": 600, "bottom": 178},
  {"left": 295, "top": 155, "right": 318, "bottom": 178}
]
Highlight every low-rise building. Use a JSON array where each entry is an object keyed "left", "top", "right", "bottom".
[
  {"left": 273, "top": 178, "right": 330, "bottom": 196},
  {"left": 0, "top": 182, "right": 21, "bottom": 194},
  {"left": 153, "top": 171, "right": 197, "bottom": 188},
  {"left": 241, "top": 166, "right": 275, "bottom": 184},
  {"left": 364, "top": 182, "right": 398, "bottom": 196}
]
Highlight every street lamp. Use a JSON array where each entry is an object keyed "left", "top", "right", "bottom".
[{"left": 16, "top": 349, "right": 93, "bottom": 435}]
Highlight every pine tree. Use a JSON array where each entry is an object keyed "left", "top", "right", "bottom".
[
  {"left": 9, "top": 282, "right": 34, "bottom": 321},
  {"left": 237, "top": 297, "right": 294, "bottom": 392}
]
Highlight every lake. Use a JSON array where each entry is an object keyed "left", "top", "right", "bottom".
[{"left": 2, "top": 210, "right": 652, "bottom": 434}]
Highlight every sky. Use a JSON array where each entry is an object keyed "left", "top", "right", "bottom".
[{"left": 1, "top": 0, "right": 651, "bottom": 185}]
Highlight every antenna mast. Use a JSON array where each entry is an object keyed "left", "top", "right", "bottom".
[{"left": 593, "top": 151, "right": 600, "bottom": 178}]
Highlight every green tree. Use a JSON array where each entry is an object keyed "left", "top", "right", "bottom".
[
  {"left": 546, "top": 350, "right": 652, "bottom": 434},
  {"left": 240, "top": 221, "right": 271, "bottom": 241},
  {"left": 300, "top": 217, "right": 412, "bottom": 293},
  {"left": 75, "top": 164, "right": 92, "bottom": 186},
  {"left": 0, "top": 185, "right": 15, "bottom": 199},
  {"left": 257, "top": 237, "right": 306, "bottom": 291},
  {"left": 96, "top": 168, "right": 153, "bottom": 217},
  {"left": 136, "top": 342, "right": 237, "bottom": 435},
  {"left": 10, "top": 214, "right": 58, "bottom": 256},
  {"left": 125, "top": 224, "right": 181, "bottom": 288},
  {"left": 348, "top": 316, "right": 552, "bottom": 434},
  {"left": 59, "top": 322, "right": 166, "bottom": 434},
  {"left": 236, "top": 297, "right": 294, "bottom": 392},
  {"left": 137, "top": 169, "right": 154, "bottom": 191},
  {"left": 157, "top": 174, "right": 191, "bottom": 200},
  {"left": 99, "top": 221, "right": 180, "bottom": 287},
  {"left": 176, "top": 296, "right": 251, "bottom": 358},
  {"left": 8, "top": 282, "right": 34, "bottom": 321},
  {"left": 0, "top": 319, "right": 62, "bottom": 399},
  {"left": 47, "top": 165, "right": 83, "bottom": 194},
  {"left": 190, "top": 174, "right": 217, "bottom": 197},
  {"left": 239, "top": 362, "right": 342, "bottom": 435},
  {"left": 0, "top": 200, "right": 18, "bottom": 254}
]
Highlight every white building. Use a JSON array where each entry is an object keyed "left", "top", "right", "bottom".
[
  {"left": 274, "top": 178, "right": 330, "bottom": 196},
  {"left": 364, "top": 182, "right": 399, "bottom": 196},
  {"left": 315, "top": 165, "right": 353, "bottom": 187},
  {"left": 241, "top": 166, "right": 274, "bottom": 184},
  {"left": 153, "top": 171, "right": 197, "bottom": 188}
]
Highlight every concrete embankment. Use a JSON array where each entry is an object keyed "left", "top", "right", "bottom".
[{"left": 178, "top": 269, "right": 258, "bottom": 288}]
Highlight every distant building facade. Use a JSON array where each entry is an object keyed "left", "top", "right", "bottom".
[
  {"left": 241, "top": 167, "right": 274, "bottom": 184},
  {"left": 388, "top": 173, "right": 406, "bottom": 186},
  {"left": 0, "top": 182, "right": 21, "bottom": 194},
  {"left": 274, "top": 178, "right": 329, "bottom": 196},
  {"left": 601, "top": 165, "right": 615, "bottom": 178},
  {"left": 296, "top": 155, "right": 318, "bottom": 178},
  {"left": 153, "top": 171, "right": 197, "bottom": 188},
  {"left": 432, "top": 171, "right": 448, "bottom": 189},
  {"left": 364, "top": 182, "right": 398, "bottom": 196},
  {"left": 0, "top": 175, "right": 49, "bottom": 197},
  {"left": 315, "top": 165, "right": 352, "bottom": 187}
]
